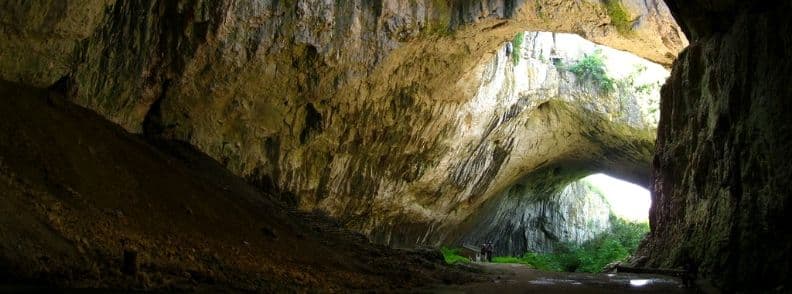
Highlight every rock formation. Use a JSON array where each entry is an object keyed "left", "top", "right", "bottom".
[
  {"left": 639, "top": 0, "right": 792, "bottom": 290},
  {"left": 7, "top": 0, "right": 792, "bottom": 291},
  {"left": 0, "top": 80, "right": 473, "bottom": 290},
  {"left": 3, "top": 0, "right": 792, "bottom": 291},
  {"left": 378, "top": 31, "right": 667, "bottom": 251},
  {"left": 455, "top": 172, "right": 614, "bottom": 255},
  {"left": 0, "top": 1, "right": 676, "bottom": 252}
]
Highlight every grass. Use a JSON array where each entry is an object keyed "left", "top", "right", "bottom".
[
  {"left": 492, "top": 216, "right": 650, "bottom": 272},
  {"left": 494, "top": 252, "right": 566, "bottom": 271},
  {"left": 441, "top": 247, "right": 471, "bottom": 264}
]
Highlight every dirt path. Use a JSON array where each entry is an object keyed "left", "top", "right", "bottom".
[{"left": 430, "top": 263, "right": 696, "bottom": 293}]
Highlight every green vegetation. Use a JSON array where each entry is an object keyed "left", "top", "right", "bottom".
[
  {"left": 614, "top": 64, "right": 661, "bottom": 116},
  {"left": 494, "top": 252, "right": 568, "bottom": 271},
  {"left": 441, "top": 247, "right": 470, "bottom": 264},
  {"left": 512, "top": 32, "right": 525, "bottom": 65},
  {"left": 424, "top": 0, "right": 453, "bottom": 37},
  {"left": 603, "top": 0, "right": 632, "bottom": 35},
  {"left": 493, "top": 216, "right": 650, "bottom": 272},
  {"left": 609, "top": 216, "right": 650, "bottom": 251},
  {"left": 568, "top": 50, "right": 616, "bottom": 93}
]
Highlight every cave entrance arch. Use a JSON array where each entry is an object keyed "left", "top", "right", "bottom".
[{"left": 440, "top": 31, "right": 665, "bottom": 260}]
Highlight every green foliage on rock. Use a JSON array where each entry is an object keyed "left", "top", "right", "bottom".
[
  {"left": 424, "top": 0, "right": 453, "bottom": 37},
  {"left": 613, "top": 64, "right": 662, "bottom": 121},
  {"left": 512, "top": 32, "right": 524, "bottom": 65},
  {"left": 603, "top": 0, "right": 632, "bottom": 35},
  {"left": 493, "top": 216, "right": 650, "bottom": 272},
  {"left": 568, "top": 50, "right": 616, "bottom": 93},
  {"left": 441, "top": 247, "right": 470, "bottom": 264}
]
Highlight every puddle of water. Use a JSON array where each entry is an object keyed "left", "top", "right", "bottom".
[{"left": 529, "top": 278, "right": 585, "bottom": 286}]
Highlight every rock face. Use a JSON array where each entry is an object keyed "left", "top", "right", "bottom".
[
  {"left": 0, "top": 80, "right": 472, "bottom": 290},
  {"left": 0, "top": 1, "right": 675, "bottom": 251},
  {"left": 456, "top": 171, "right": 614, "bottom": 256},
  {"left": 404, "top": 31, "right": 667, "bottom": 253},
  {"left": 641, "top": 0, "right": 792, "bottom": 290},
  {"left": 361, "top": 32, "right": 666, "bottom": 248}
]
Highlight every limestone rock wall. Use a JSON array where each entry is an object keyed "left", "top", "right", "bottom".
[
  {"left": 455, "top": 168, "right": 613, "bottom": 256},
  {"left": 0, "top": 1, "right": 676, "bottom": 248},
  {"left": 642, "top": 0, "right": 792, "bottom": 290},
  {"left": 366, "top": 32, "right": 665, "bottom": 246}
]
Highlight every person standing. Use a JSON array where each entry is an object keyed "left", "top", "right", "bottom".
[
  {"left": 480, "top": 241, "right": 494, "bottom": 262},
  {"left": 485, "top": 242, "right": 494, "bottom": 262}
]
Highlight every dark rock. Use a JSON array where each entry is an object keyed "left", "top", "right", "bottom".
[
  {"left": 122, "top": 250, "right": 138, "bottom": 275},
  {"left": 260, "top": 227, "right": 278, "bottom": 240},
  {"left": 643, "top": 0, "right": 792, "bottom": 290}
]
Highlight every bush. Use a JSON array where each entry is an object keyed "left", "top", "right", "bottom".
[
  {"left": 441, "top": 247, "right": 470, "bottom": 264},
  {"left": 568, "top": 50, "right": 615, "bottom": 94},
  {"left": 610, "top": 216, "right": 650, "bottom": 251},
  {"left": 572, "top": 237, "right": 629, "bottom": 272}
]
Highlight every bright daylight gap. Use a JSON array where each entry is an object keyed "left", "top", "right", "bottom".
[{"left": 584, "top": 173, "right": 651, "bottom": 222}]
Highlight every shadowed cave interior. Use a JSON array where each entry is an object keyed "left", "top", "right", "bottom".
[{"left": 0, "top": 0, "right": 790, "bottom": 292}]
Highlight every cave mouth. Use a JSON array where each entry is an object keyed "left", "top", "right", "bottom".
[
  {"left": 444, "top": 30, "right": 665, "bottom": 270},
  {"left": 453, "top": 172, "right": 654, "bottom": 273},
  {"left": 583, "top": 173, "right": 651, "bottom": 223},
  {"left": 3, "top": 0, "right": 790, "bottom": 291}
]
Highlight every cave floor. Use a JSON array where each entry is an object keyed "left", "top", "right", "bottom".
[{"left": 428, "top": 263, "right": 694, "bottom": 293}]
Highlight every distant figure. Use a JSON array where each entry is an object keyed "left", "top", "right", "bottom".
[
  {"left": 480, "top": 241, "right": 494, "bottom": 262},
  {"left": 486, "top": 242, "right": 494, "bottom": 262},
  {"left": 505, "top": 42, "right": 513, "bottom": 59}
]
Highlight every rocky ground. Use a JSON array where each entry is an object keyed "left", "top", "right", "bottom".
[{"left": 0, "top": 81, "right": 478, "bottom": 291}]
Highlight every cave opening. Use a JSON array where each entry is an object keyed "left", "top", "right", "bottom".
[
  {"left": 442, "top": 31, "right": 664, "bottom": 274},
  {"left": 584, "top": 173, "right": 651, "bottom": 223},
  {"left": 1, "top": 0, "right": 791, "bottom": 292}
]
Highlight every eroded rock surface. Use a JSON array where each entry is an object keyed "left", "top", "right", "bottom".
[
  {"left": 1, "top": 1, "right": 674, "bottom": 251},
  {"left": 455, "top": 170, "right": 614, "bottom": 256},
  {"left": 640, "top": 0, "right": 792, "bottom": 290}
]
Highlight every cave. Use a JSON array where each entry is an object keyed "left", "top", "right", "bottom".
[{"left": 0, "top": 0, "right": 790, "bottom": 292}]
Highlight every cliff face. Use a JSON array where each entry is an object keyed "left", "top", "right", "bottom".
[
  {"left": 642, "top": 0, "right": 792, "bottom": 290},
  {"left": 455, "top": 169, "right": 614, "bottom": 256},
  {"left": 368, "top": 31, "right": 666, "bottom": 247},
  {"left": 0, "top": 1, "right": 677, "bottom": 248}
]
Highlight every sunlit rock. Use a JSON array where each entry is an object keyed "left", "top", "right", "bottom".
[{"left": 0, "top": 0, "right": 673, "bottom": 254}]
